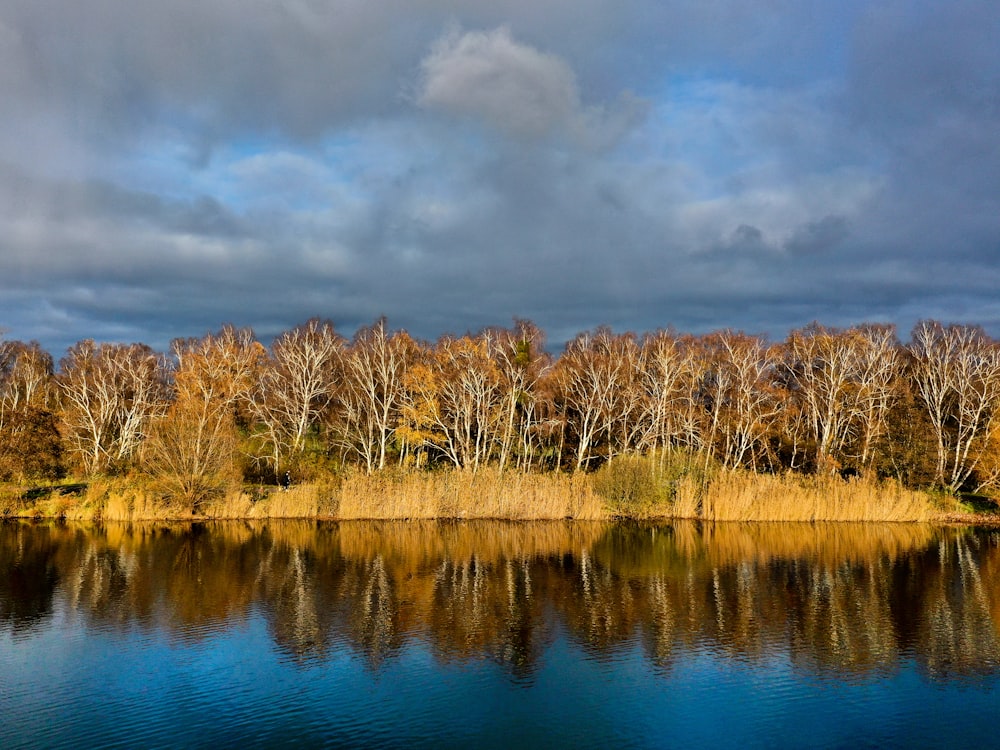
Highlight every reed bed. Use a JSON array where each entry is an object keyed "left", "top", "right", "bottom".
[
  {"left": 201, "top": 484, "right": 337, "bottom": 520},
  {"left": 0, "top": 466, "right": 968, "bottom": 523},
  {"left": 102, "top": 489, "right": 168, "bottom": 521},
  {"left": 336, "top": 468, "right": 606, "bottom": 520},
  {"left": 98, "top": 520, "right": 190, "bottom": 549},
  {"left": 701, "top": 471, "right": 942, "bottom": 522}
]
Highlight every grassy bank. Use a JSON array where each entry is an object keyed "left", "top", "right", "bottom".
[{"left": 0, "top": 458, "right": 979, "bottom": 523}]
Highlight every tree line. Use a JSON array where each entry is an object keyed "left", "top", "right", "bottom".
[{"left": 1, "top": 317, "right": 999, "bottom": 502}]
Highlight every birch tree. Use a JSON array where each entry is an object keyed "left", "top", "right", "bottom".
[
  {"left": 785, "top": 325, "right": 866, "bottom": 473},
  {"left": 699, "top": 332, "right": 780, "bottom": 471},
  {"left": 637, "top": 331, "right": 703, "bottom": 462},
  {"left": 250, "top": 319, "right": 343, "bottom": 475},
  {"left": 852, "top": 325, "right": 902, "bottom": 472},
  {"left": 489, "top": 320, "right": 548, "bottom": 472},
  {"left": 0, "top": 340, "right": 61, "bottom": 481},
  {"left": 909, "top": 320, "right": 1000, "bottom": 492},
  {"left": 0, "top": 340, "right": 53, "bottom": 422},
  {"left": 337, "top": 319, "right": 417, "bottom": 472},
  {"left": 437, "top": 334, "right": 505, "bottom": 470},
  {"left": 58, "top": 340, "right": 166, "bottom": 475},
  {"left": 553, "top": 328, "right": 642, "bottom": 471}
]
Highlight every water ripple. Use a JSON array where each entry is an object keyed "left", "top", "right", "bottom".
[{"left": 4, "top": 522, "right": 1000, "bottom": 748}]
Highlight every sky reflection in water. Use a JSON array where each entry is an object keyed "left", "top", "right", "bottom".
[{"left": 2, "top": 521, "right": 999, "bottom": 748}]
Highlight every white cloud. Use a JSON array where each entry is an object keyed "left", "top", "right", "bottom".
[
  {"left": 418, "top": 26, "right": 580, "bottom": 137},
  {"left": 416, "top": 25, "right": 648, "bottom": 150}
]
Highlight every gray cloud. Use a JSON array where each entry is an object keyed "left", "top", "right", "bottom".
[
  {"left": 0, "top": 1, "right": 998, "bottom": 357},
  {"left": 1, "top": 0, "right": 432, "bottom": 155},
  {"left": 784, "top": 215, "right": 850, "bottom": 256}
]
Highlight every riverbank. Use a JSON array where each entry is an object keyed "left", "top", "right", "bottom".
[{"left": 1, "top": 466, "right": 988, "bottom": 523}]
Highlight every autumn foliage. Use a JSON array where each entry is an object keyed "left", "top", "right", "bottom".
[{"left": 2, "top": 317, "right": 1000, "bottom": 509}]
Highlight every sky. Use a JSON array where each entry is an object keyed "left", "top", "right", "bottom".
[{"left": 1, "top": 0, "right": 999, "bottom": 357}]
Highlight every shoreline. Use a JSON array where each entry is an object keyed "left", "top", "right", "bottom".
[
  {"left": 2, "top": 468, "right": 995, "bottom": 525},
  {"left": 5, "top": 514, "right": 999, "bottom": 526}
]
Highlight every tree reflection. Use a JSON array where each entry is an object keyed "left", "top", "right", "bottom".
[
  {"left": 0, "top": 523, "right": 60, "bottom": 635},
  {"left": 911, "top": 534, "right": 1000, "bottom": 679},
  {"left": 429, "top": 553, "right": 547, "bottom": 678},
  {"left": 2, "top": 520, "right": 999, "bottom": 682}
]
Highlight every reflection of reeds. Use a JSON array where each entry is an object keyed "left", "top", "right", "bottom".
[
  {"left": 698, "top": 521, "right": 940, "bottom": 569},
  {"left": 788, "top": 559, "right": 901, "bottom": 675},
  {"left": 917, "top": 534, "right": 1000, "bottom": 678},
  {"left": 583, "top": 522, "right": 950, "bottom": 675},
  {"left": 336, "top": 519, "right": 608, "bottom": 568},
  {"left": 588, "top": 521, "right": 942, "bottom": 577},
  {"left": 702, "top": 471, "right": 939, "bottom": 522},
  {"left": 265, "top": 546, "right": 324, "bottom": 661}
]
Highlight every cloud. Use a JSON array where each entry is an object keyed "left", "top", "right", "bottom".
[
  {"left": 784, "top": 215, "right": 850, "bottom": 256},
  {"left": 838, "top": 0, "right": 1000, "bottom": 277},
  {"left": 849, "top": 0, "right": 1000, "bottom": 130},
  {"left": 0, "top": 0, "right": 433, "bottom": 154},
  {"left": 0, "top": 2, "right": 999, "bottom": 356},
  {"left": 418, "top": 26, "right": 580, "bottom": 137},
  {"left": 417, "top": 25, "right": 646, "bottom": 146}
]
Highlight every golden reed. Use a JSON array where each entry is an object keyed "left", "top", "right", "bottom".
[
  {"left": 335, "top": 468, "right": 604, "bottom": 520},
  {"left": 700, "top": 471, "right": 942, "bottom": 522},
  {"left": 0, "top": 466, "right": 960, "bottom": 522}
]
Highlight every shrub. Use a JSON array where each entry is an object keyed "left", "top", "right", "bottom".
[{"left": 593, "top": 454, "right": 674, "bottom": 517}]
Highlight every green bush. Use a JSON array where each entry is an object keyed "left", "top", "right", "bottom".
[
  {"left": 593, "top": 454, "right": 673, "bottom": 517},
  {"left": 593, "top": 450, "right": 717, "bottom": 518}
]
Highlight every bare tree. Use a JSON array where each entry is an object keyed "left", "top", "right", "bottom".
[
  {"left": 401, "top": 334, "right": 502, "bottom": 471},
  {"left": 250, "top": 319, "right": 343, "bottom": 475},
  {"left": 699, "top": 332, "right": 780, "bottom": 471},
  {"left": 58, "top": 340, "right": 166, "bottom": 475},
  {"left": 553, "top": 328, "right": 642, "bottom": 471},
  {"left": 637, "top": 331, "right": 703, "bottom": 463},
  {"left": 0, "top": 340, "right": 62, "bottom": 481},
  {"left": 337, "top": 319, "right": 417, "bottom": 472},
  {"left": 852, "top": 325, "right": 902, "bottom": 472},
  {"left": 1, "top": 340, "right": 54, "bottom": 428},
  {"left": 785, "top": 324, "right": 866, "bottom": 473},
  {"left": 909, "top": 320, "right": 1000, "bottom": 492},
  {"left": 170, "top": 325, "right": 263, "bottom": 410},
  {"left": 489, "top": 320, "right": 548, "bottom": 472}
]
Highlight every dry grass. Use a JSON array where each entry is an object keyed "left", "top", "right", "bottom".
[
  {"left": 0, "top": 466, "right": 968, "bottom": 523},
  {"left": 336, "top": 467, "right": 606, "bottom": 520},
  {"left": 672, "top": 475, "right": 703, "bottom": 518},
  {"left": 202, "top": 483, "right": 339, "bottom": 519},
  {"left": 102, "top": 489, "right": 166, "bottom": 521},
  {"left": 701, "top": 470, "right": 943, "bottom": 522},
  {"left": 0, "top": 481, "right": 103, "bottom": 520},
  {"left": 256, "top": 487, "right": 311, "bottom": 518}
]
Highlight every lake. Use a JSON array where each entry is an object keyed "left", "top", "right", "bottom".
[{"left": 2, "top": 520, "right": 999, "bottom": 748}]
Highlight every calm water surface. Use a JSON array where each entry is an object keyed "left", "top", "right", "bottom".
[{"left": 2, "top": 520, "right": 999, "bottom": 748}]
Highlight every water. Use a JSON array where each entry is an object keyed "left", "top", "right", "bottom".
[{"left": 2, "top": 520, "right": 999, "bottom": 748}]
